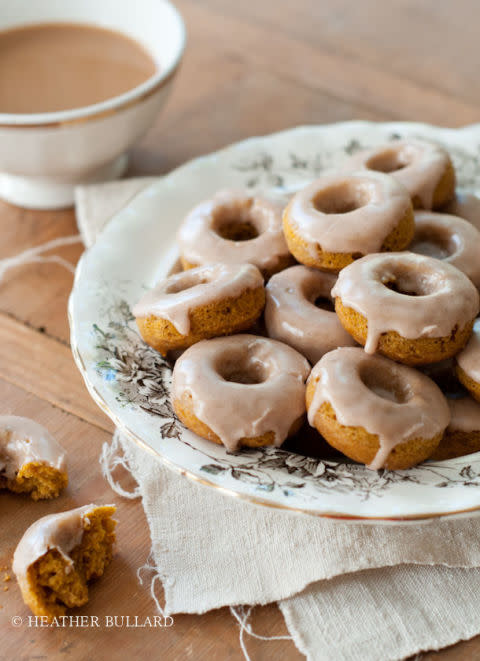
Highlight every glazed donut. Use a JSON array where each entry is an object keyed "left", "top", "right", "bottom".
[
  {"left": 431, "top": 396, "right": 480, "bottom": 461},
  {"left": 133, "top": 263, "right": 265, "bottom": 356},
  {"left": 264, "top": 265, "right": 355, "bottom": 364},
  {"left": 343, "top": 139, "right": 455, "bottom": 209},
  {"left": 333, "top": 252, "right": 479, "bottom": 365},
  {"left": 177, "top": 190, "right": 293, "bottom": 278},
  {"left": 0, "top": 416, "right": 67, "bottom": 500},
  {"left": 456, "top": 319, "right": 480, "bottom": 401},
  {"left": 410, "top": 212, "right": 480, "bottom": 287},
  {"left": 306, "top": 347, "right": 450, "bottom": 470},
  {"left": 282, "top": 171, "right": 414, "bottom": 272},
  {"left": 13, "top": 505, "right": 116, "bottom": 620},
  {"left": 446, "top": 190, "right": 480, "bottom": 232},
  {"left": 172, "top": 334, "right": 310, "bottom": 451},
  {"left": 420, "top": 358, "right": 480, "bottom": 460}
]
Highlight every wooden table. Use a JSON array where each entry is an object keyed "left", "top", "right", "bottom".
[{"left": 1, "top": 1, "right": 480, "bottom": 658}]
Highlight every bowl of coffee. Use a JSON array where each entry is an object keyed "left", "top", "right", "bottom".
[{"left": 0, "top": 0, "right": 185, "bottom": 208}]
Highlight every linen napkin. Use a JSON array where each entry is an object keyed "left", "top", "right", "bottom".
[{"left": 75, "top": 178, "right": 480, "bottom": 661}]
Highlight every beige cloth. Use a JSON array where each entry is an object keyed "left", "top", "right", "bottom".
[{"left": 76, "top": 178, "right": 480, "bottom": 661}]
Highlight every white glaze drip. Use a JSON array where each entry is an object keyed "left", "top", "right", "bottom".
[
  {"left": 133, "top": 262, "right": 263, "bottom": 335},
  {"left": 306, "top": 348, "right": 450, "bottom": 470},
  {"left": 177, "top": 190, "right": 290, "bottom": 274},
  {"left": 172, "top": 335, "right": 310, "bottom": 451},
  {"left": 457, "top": 318, "right": 480, "bottom": 383},
  {"left": 0, "top": 415, "right": 66, "bottom": 481},
  {"left": 332, "top": 252, "right": 479, "bottom": 354},
  {"left": 12, "top": 504, "right": 102, "bottom": 577},
  {"left": 411, "top": 212, "right": 480, "bottom": 288},
  {"left": 285, "top": 170, "right": 411, "bottom": 255}
]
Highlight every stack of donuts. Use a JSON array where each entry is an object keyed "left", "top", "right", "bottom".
[{"left": 133, "top": 138, "right": 480, "bottom": 471}]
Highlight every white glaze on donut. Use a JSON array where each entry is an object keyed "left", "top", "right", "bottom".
[
  {"left": 265, "top": 265, "right": 355, "bottom": 364},
  {"left": 410, "top": 212, "right": 480, "bottom": 287},
  {"left": 332, "top": 252, "right": 480, "bottom": 354},
  {"left": 177, "top": 190, "right": 290, "bottom": 274},
  {"left": 284, "top": 170, "right": 411, "bottom": 256},
  {"left": 343, "top": 139, "right": 452, "bottom": 209},
  {"left": 12, "top": 504, "right": 101, "bottom": 577},
  {"left": 419, "top": 359, "right": 480, "bottom": 434},
  {"left": 457, "top": 318, "right": 480, "bottom": 383},
  {"left": 172, "top": 334, "right": 310, "bottom": 451},
  {"left": 133, "top": 262, "right": 263, "bottom": 335},
  {"left": 448, "top": 396, "right": 480, "bottom": 433},
  {"left": 446, "top": 190, "right": 480, "bottom": 232},
  {"left": 306, "top": 347, "right": 450, "bottom": 470},
  {"left": 0, "top": 416, "right": 66, "bottom": 481}
]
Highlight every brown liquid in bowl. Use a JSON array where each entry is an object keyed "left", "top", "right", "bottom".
[{"left": 0, "top": 22, "right": 157, "bottom": 113}]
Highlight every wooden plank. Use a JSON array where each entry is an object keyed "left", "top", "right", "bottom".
[
  {"left": 213, "top": 0, "right": 480, "bottom": 110},
  {"left": 0, "top": 313, "right": 113, "bottom": 432},
  {"left": 176, "top": 0, "right": 479, "bottom": 126},
  {"left": 140, "top": 68, "right": 387, "bottom": 173},
  {"left": 131, "top": 52, "right": 388, "bottom": 173},
  {"left": 0, "top": 205, "right": 82, "bottom": 344}
]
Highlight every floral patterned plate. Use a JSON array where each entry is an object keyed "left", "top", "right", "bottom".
[{"left": 70, "top": 121, "right": 480, "bottom": 521}]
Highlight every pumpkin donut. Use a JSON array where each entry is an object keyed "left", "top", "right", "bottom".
[
  {"left": 431, "top": 397, "right": 480, "bottom": 461},
  {"left": 133, "top": 263, "right": 265, "bottom": 356},
  {"left": 13, "top": 505, "right": 116, "bottom": 621},
  {"left": 333, "top": 252, "right": 479, "bottom": 365},
  {"left": 282, "top": 171, "right": 414, "bottom": 272},
  {"left": 410, "top": 212, "right": 480, "bottom": 287},
  {"left": 343, "top": 139, "right": 455, "bottom": 209},
  {"left": 0, "top": 416, "right": 67, "bottom": 500},
  {"left": 456, "top": 319, "right": 480, "bottom": 401},
  {"left": 421, "top": 358, "right": 480, "bottom": 460},
  {"left": 177, "top": 190, "right": 293, "bottom": 278},
  {"left": 306, "top": 347, "right": 450, "bottom": 470},
  {"left": 446, "top": 190, "right": 480, "bottom": 232},
  {"left": 172, "top": 334, "right": 310, "bottom": 451},
  {"left": 264, "top": 265, "right": 355, "bottom": 364}
]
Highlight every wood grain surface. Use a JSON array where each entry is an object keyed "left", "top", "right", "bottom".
[{"left": 1, "top": 1, "right": 480, "bottom": 659}]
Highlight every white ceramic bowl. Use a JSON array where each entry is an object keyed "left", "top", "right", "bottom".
[{"left": 0, "top": 0, "right": 186, "bottom": 209}]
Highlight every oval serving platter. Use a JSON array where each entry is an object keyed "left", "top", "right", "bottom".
[{"left": 69, "top": 120, "right": 480, "bottom": 521}]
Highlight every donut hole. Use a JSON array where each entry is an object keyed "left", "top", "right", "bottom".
[
  {"left": 360, "top": 364, "right": 412, "bottom": 404},
  {"left": 212, "top": 202, "right": 260, "bottom": 241},
  {"left": 383, "top": 280, "right": 422, "bottom": 296},
  {"left": 314, "top": 296, "right": 335, "bottom": 312},
  {"left": 366, "top": 147, "right": 411, "bottom": 173},
  {"left": 302, "top": 276, "right": 337, "bottom": 312},
  {"left": 217, "top": 358, "right": 268, "bottom": 385},
  {"left": 410, "top": 227, "right": 457, "bottom": 260},
  {"left": 313, "top": 181, "right": 371, "bottom": 214},
  {"left": 380, "top": 263, "right": 436, "bottom": 297},
  {"left": 215, "top": 219, "right": 259, "bottom": 241}
]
